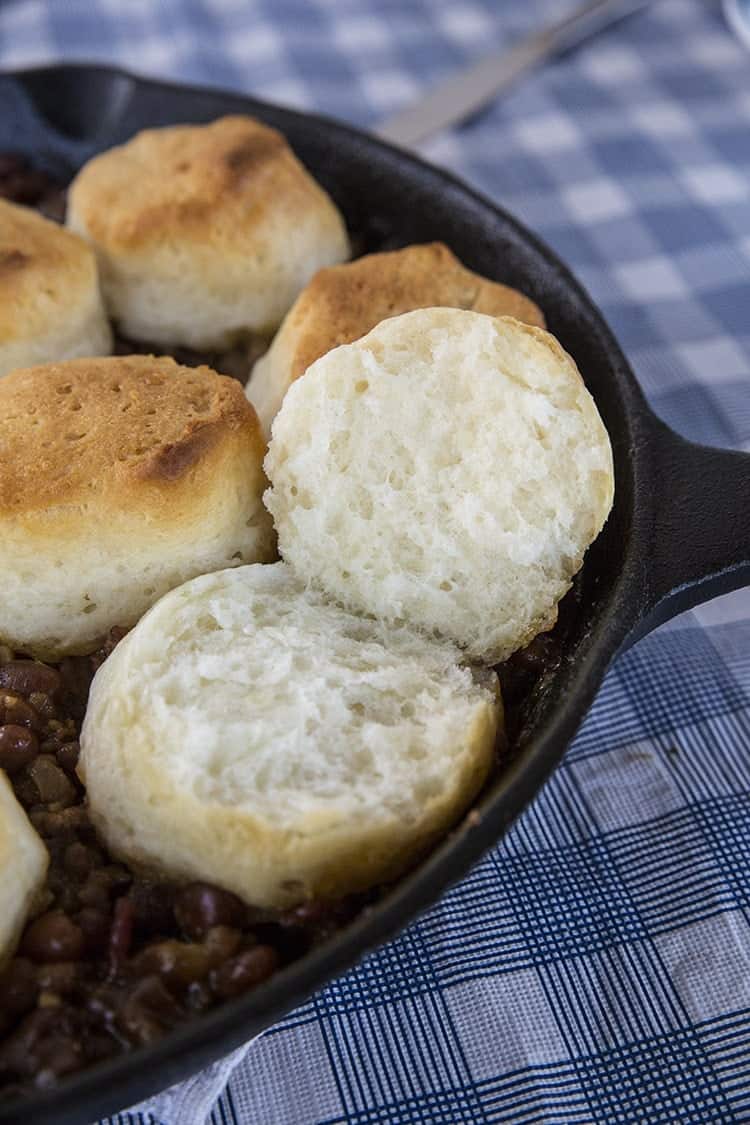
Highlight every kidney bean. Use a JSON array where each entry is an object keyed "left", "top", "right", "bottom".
[
  {"left": 0, "top": 661, "right": 60, "bottom": 699},
  {"left": 174, "top": 882, "right": 246, "bottom": 939},
  {"left": 0, "top": 724, "right": 39, "bottom": 774},
  {"left": 22, "top": 912, "right": 85, "bottom": 963},
  {"left": 209, "top": 945, "right": 279, "bottom": 999}
]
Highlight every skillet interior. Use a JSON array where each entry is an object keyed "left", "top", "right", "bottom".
[{"left": 0, "top": 65, "right": 652, "bottom": 1125}]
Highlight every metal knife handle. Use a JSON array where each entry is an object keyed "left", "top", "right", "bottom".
[{"left": 375, "top": 0, "right": 653, "bottom": 148}]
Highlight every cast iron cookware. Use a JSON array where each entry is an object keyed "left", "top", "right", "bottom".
[{"left": 0, "top": 65, "right": 748, "bottom": 1125}]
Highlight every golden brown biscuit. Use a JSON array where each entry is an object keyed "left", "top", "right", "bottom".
[
  {"left": 0, "top": 199, "right": 111, "bottom": 378},
  {"left": 265, "top": 309, "right": 614, "bottom": 664},
  {"left": 247, "top": 241, "right": 545, "bottom": 433},
  {"left": 80, "top": 562, "right": 501, "bottom": 909},
  {"left": 67, "top": 116, "right": 350, "bottom": 350},
  {"left": 0, "top": 773, "right": 48, "bottom": 968},
  {"left": 0, "top": 355, "right": 275, "bottom": 658}
]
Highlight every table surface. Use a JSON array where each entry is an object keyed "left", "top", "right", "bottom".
[{"left": 2, "top": 1, "right": 750, "bottom": 1123}]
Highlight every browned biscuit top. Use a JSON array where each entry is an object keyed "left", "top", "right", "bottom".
[
  {"left": 68, "top": 115, "right": 321, "bottom": 253},
  {"left": 283, "top": 242, "right": 546, "bottom": 382},
  {"left": 0, "top": 355, "right": 262, "bottom": 516},
  {"left": 0, "top": 199, "right": 97, "bottom": 343}
]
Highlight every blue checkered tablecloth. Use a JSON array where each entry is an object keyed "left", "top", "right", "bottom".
[{"left": 2, "top": 1, "right": 750, "bottom": 1122}]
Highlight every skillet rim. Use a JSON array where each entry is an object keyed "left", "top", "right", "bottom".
[{"left": 0, "top": 62, "right": 653, "bottom": 1125}]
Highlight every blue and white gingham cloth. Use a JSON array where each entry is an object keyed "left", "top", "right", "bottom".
[{"left": 3, "top": 1, "right": 750, "bottom": 1121}]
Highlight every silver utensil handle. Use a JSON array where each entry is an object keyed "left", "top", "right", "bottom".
[{"left": 375, "top": 0, "right": 653, "bottom": 148}]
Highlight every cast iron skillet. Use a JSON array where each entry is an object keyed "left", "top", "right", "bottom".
[{"left": 0, "top": 64, "right": 749, "bottom": 1125}]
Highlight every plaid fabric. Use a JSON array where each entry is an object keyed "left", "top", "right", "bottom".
[{"left": 2, "top": 1, "right": 750, "bottom": 1121}]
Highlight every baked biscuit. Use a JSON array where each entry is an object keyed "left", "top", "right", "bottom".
[
  {"left": 0, "top": 199, "right": 111, "bottom": 379},
  {"left": 265, "top": 308, "right": 614, "bottom": 664},
  {"left": 67, "top": 116, "right": 350, "bottom": 350},
  {"left": 0, "top": 773, "right": 48, "bottom": 968},
  {"left": 0, "top": 355, "right": 275, "bottom": 659},
  {"left": 247, "top": 242, "right": 545, "bottom": 434},
  {"left": 80, "top": 562, "right": 501, "bottom": 909}
]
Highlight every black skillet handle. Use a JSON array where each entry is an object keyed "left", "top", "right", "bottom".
[{"left": 628, "top": 413, "right": 750, "bottom": 645}]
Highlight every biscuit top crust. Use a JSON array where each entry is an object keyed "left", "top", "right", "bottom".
[
  {"left": 0, "top": 355, "right": 262, "bottom": 517},
  {"left": 0, "top": 199, "right": 99, "bottom": 344},
  {"left": 68, "top": 116, "right": 323, "bottom": 253},
  {"left": 282, "top": 242, "right": 546, "bottom": 382}
]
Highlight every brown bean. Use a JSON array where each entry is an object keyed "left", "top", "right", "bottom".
[
  {"left": 64, "top": 842, "right": 98, "bottom": 879},
  {"left": 0, "top": 661, "right": 60, "bottom": 698},
  {"left": 28, "top": 755, "right": 76, "bottom": 807},
  {"left": 22, "top": 912, "right": 85, "bottom": 963},
  {"left": 133, "top": 940, "right": 214, "bottom": 987},
  {"left": 279, "top": 899, "right": 332, "bottom": 928},
  {"left": 134, "top": 926, "right": 242, "bottom": 988},
  {"left": 39, "top": 718, "right": 76, "bottom": 755},
  {"left": 56, "top": 741, "right": 80, "bottom": 774},
  {"left": 127, "top": 880, "right": 174, "bottom": 939},
  {"left": 186, "top": 980, "right": 213, "bottom": 1012},
  {"left": 117, "top": 976, "right": 183, "bottom": 1046},
  {"left": 77, "top": 874, "right": 111, "bottom": 911},
  {"left": 28, "top": 691, "right": 58, "bottom": 722},
  {"left": 0, "top": 959, "right": 38, "bottom": 1032},
  {"left": 209, "top": 945, "right": 279, "bottom": 999},
  {"left": 205, "top": 925, "right": 243, "bottom": 960},
  {"left": 0, "top": 1006, "right": 83, "bottom": 1082},
  {"left": 35, "top": 962, "right": 79, "bottom": 997},
  {"left": 30, "top": 805, "right": 90, "bottom": 841},
  {"left": 0, "top": 692, "right": 40, "bottom": 730},
  {"left": 108, "top": 896, "right": 134, "bottom": 967},
  {"left": 11, "top": 771, "right": 41, "bottom": 809},
  {"left": 174, "top": 882, "right": 246, "bottom": 939},
  {"left": 76, "top": 907, "right": 111, "bottom": 956},
  {"left": 0, "top": 724, "right": 39, "bottom": 774},
  {"left": 57, "top": 657, "right": 94, "bottom": 720}
]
